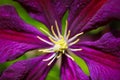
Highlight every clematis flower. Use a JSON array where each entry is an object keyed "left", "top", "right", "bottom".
[{"left": 0, "top": 0, "right": 120, "bottom": 80}]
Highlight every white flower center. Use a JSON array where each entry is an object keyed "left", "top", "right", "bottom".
[
  {"left": 37, "top": 20, "right": 83, "bottom": 66},
  {"left": 49, "top": 35, "right": 67, "bottom": 53}
]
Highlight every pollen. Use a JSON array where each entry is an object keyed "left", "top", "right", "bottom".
[
  {"left": 52, "top": 36, "right": 68, "bottom": 52},
  {"left": 37, "top": 20, "right": 83, "bottom": 66}
]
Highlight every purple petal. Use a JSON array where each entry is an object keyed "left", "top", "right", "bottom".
[
  {"left": 14, "top": 0, "right": 120, "bottom": 36},
  {"left": 14, "top": 0, "right": 68, "bottom": 30},
  {"left": 68, "top": 0, "right": 90, "bottom": 28},
  {"left": 79, "top": 32, "right": 120, "bottom": 57},
  {"left": 61, "top": 55, "right": 89, "bottom": 80},
  {"left": 0, "top": 5, "right": 51, "bottom": 63},
  {"left": 0, "top": 5, "right": 42, "bottom": 36},
  {"left": 53, "top": 0, "right": 73, "bottom": 20},
  {"left": 74, "top": 47, "right": 120, "bottom": 80},
  {"left": 81, "top": 0, "right": 120, "bottom": 32},
  {"left": 68, "top": 0, "right": 120, "bottom": 36},
  {"left": 0, "top": 54, "right": 56, "bottom": 80},
  {"left": 14, "top": 0, "right": 51, "bottom": 28},
  {"left": 0, "top": 30, "right": 50, "bottom": 63},
  {"left": 68, "top": 0, "right": 107, "bottom": 36},
  {"left": 71, "top": 32, "right": 120, "bottom": 80}
]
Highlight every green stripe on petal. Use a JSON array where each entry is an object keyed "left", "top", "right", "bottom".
[
  {"left": 71, "top": 53, "right": 90, "bottom": 76},
  {"left": 62, "top": 11, "right": 68, "bottom": 35},
  {"left": 0, "top": 0, "right": 50, "bottom": 35},
  {"left": 46, "top": 65, "right": 60, "bottom": 80}
]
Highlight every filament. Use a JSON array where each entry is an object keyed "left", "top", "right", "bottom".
[
  {"left": 66, "top": 30, "right": 71, "bottom": 40},
  {"left": 48, "top": 55, "right": 57, "bottom": 66},
  {"left": 40, "top": 27, "right": 56, "bottom": 40},
  {"left": 65, "top": 53, "right": 74, "bottom": 61},
  {"left": 38, "top": 48, "right": 54, "bottom": 53},
  {"left": 55, "top": 20, "right": 61, "bottom": 37},
  {"left": 69, "top": 39, "right": 80, "bottom": 46},
  {"left": 43, "top": 53, "right": 56, "bottom": 61},
  {"left": 51, "top": 26, "right": 59, "bottom": 39},
  {"left": 48, "top": 37, "right": 56, "bottom": 43},
  {"left": 70, "top": 48, "right": 82, "bottom": 51},
  {"left": 68, "top": 32, "right": 83, "bottom": 43},
  {"left": 37, "top": 36, "right": 53, "bottom": 45},
  {"left": 57, "top": 53, "right": 62, "bottom": 59}
]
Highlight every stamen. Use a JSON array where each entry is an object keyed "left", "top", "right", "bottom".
[
  {"left": 48, "top": 55, "right": 57, "bottom": 66},
  {"left": 68, "top": 32, "right": 84, "bottom": 43},
  {"left": 43, "top": 53, "right": 56, "bottom": 61},
  {"left": 62, "top": 50, "right": 65, "bottom": 54},
  {"left": 51, "top": 26, "right": 59, "bottom": 39},
  {"left": 40, "top": 27, "right": 56, "bottom": 40},
  {"left": 65, "top": 53, "right": 74, "bottom": 61},
  {"left": 55, "top": 20, "right": 61, "bottom": 37},
  {"left": 48, "top": 37, "right": 56, "bottom": 43},
  {"left": 38, "top": 48, "right": 54, "bottom": 53},
  {"left": 57, "top": 53, "right": 62, "bottom": 59},
  {"left": 70, "top": 48, "right": 82, "bottom": 51},
  {"left": 37, "top": 36, "right": 53, "bottom": 45},
  {"left": 64, "top": 20, "right": 68, "bottom": 38},
  {"left": 66, "top": 30, "right": 71, "bottom": 40},
  {"left": 38, "top": 20, "right": 84, "bottom": 66},
  {"left": 69, "top": 39, "right": 80, "bottom": 46}
]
